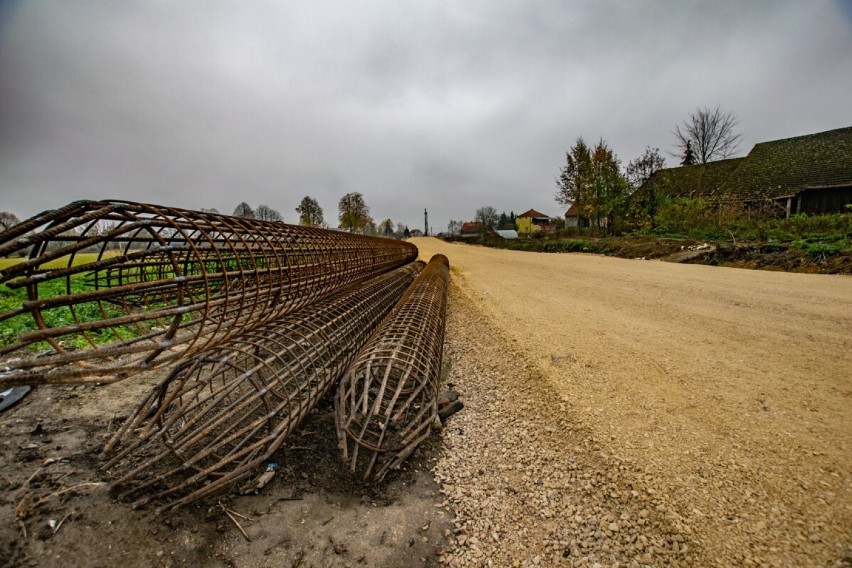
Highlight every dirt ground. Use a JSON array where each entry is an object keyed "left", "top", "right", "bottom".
[
  {"left": 1, "top": 238, "right": 850, "bottom": 567},
  {"left": 0, "top": 373, "right": 453, "bottom": 567},
  {"left": 412, "top": 237, "right": 851, "bottom": 567}
]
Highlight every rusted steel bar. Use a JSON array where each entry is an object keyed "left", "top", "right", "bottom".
[
  {"left": 102, "top": 262, "right": 424, "bottom": 511},
  {"left": 0, "top": 200, "right": 417, "bottom": 386},
  {"left": 335, "top": 254, "right": 449, "bottom": 480}
]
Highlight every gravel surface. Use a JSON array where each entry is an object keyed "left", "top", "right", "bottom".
[
  {"left": 435, "top": 283, "right": 695, "bottom": 567},
  {"left": 414, "top": 237, "right": 852, "bottom": 567}
]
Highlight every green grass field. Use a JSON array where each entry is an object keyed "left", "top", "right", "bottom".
[
  {"left": 0, "top": 252, "right": 116, "bottom": 271},
  {"left": 0, "top": 252, "right": 144, "bottom": 351}
]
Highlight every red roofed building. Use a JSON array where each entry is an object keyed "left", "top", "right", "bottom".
[
  {"left": 516, "top": 209, "right": 554, "bottom": 235},
  {"left": 460, "top": 221, "right": 485, "bottom": 235},
  {"left": 563, "top": 203, "right": 589, "bottom": 228}
]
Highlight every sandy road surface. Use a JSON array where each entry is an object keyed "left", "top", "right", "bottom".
[{"left": 413, "top": 238, "right": 852, "bottom": 566}]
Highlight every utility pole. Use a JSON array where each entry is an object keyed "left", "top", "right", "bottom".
[{"left": 424, "top": 208, "right": 429, "bottom": 236}]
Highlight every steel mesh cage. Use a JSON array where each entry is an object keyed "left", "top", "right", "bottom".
[
  {"left": 102, "top": 262, "right": 424, "bottom": 510},
  {"left": 335, "top": 254, "right": 449, "bottom": 480},
  {"left": 0, "top": 200, "right": 417, "bottom": 385}
]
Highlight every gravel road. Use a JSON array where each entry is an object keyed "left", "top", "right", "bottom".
[{"left": 412, "top": 238, "right": 852, "bottom": 567}]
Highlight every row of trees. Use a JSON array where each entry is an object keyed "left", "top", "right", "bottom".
[
  {"left": 0, "top": 192, "right": 414, "bottom": 241},
  {"left": 232, "top": 202, "right": 284, "bottom": 222},
  {"left": 228, "top": 193, "right": 410, "bottom": 238},
  {"left": 447, "top": 209, "right": 518, "bottom": 234}
]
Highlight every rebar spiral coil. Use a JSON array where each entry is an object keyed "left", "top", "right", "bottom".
[
  {"left": 335, "top": 254, "right": 449, "bottom": 480},
  {"left": 102, "top": 262, "right": 424, "bottom": 511},
  {"left": 0, "top": 200, "right": 417, "bottom": 385}
]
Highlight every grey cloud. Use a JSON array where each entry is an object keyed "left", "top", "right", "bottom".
[{"left": 1, "top": 0, "right": 850, "bottom": 230}]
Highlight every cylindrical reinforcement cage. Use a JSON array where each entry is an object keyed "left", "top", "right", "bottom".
[
  {"left": 335, "top": 254, "right": 449, "bottom": 480},
  {"left": 101, "top": 262, "right": 424, "bottom": 511},
  {"left": 0, "top": 200, "right": 417, "bottom": 386}
]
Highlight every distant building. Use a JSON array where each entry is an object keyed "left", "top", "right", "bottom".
[
  {"left": 516, "top": 209, "right": 554, "bottom": 235},
  {"left": 495, "top": 229, "right": 518, "bottom": 239},
  {"left": 460, "top": 221, "right": 485, "bottom": 236},
  {"left": 639, "top": 126, "right": 852, "bottom": 216},
  {"left": 563, "top": 203, "right": 589, "bottom": 228}
]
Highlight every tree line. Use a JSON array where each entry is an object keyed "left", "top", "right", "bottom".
[
  {"left": 447, "top": 106, "right": 743, "bottom": 238},
  {"left": 554, "top": 105, "right": 742, "bottom": 235},
  {"left": 227, "top": 193, "right": 410, "bottom": 238},
  {"left": 0, "top": 192, "right": 412, "bottom": 240}
]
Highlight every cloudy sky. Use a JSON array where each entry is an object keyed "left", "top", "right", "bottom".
[{"left": 1, "top": 1, "right": 851, "bottom": 232}]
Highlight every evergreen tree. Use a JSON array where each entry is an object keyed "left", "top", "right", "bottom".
[
  {"left": 555, "top": 137, "right": 593, "bottom": 230},
  {"left": 681, "top": 140, "right": 697, "bottom": 166}
]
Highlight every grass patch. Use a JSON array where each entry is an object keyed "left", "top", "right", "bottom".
[
  {"left": 0, "top": 274, "right": 144, "bottom": 351},
  {"left": 0, "top": 252, "right": 119, "bottom": 271}
]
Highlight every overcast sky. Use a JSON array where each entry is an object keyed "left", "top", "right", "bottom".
[{"left": 1, "top": 1, "right": 851, "bottom": 232}]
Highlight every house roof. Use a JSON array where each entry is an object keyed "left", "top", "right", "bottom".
[
  {"left": 517, "top": 208, "right": 550, "bottom": 219},
  {"left": 460, "top": 221, "right": 484, "bottom": 232},
  {"left": 641, "top": 126, "right": 852, "bottom": 202},
  {"left": 564, "top": 203, "right": 578, "bottom": 217}
]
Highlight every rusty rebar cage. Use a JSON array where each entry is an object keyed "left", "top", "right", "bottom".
[
  {"left": 102, "top": 262, "right": 424, "bottom": 511},
  {"left": 0, "top": 200, "right": 417, "bottom": 386},
  {"left": 335, "top": 254, "right": 449, "bottom": 480}
]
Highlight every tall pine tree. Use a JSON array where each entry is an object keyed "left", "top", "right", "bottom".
[{"left": 680, "top": 140, "right": 696, "bottom": 166}]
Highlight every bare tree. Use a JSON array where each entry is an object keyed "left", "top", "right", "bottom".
[
  {"left": 0, "top": 211, "right": 20, "bottom": 231},
  {"left": 475, "top": 206, "right": 499, "bottom": 231},
  {"left": 295, "top": 196, "right": 324, "bottom": 227},
  {"left": 447, "top": 220, "right": 462, "bottom": 235},
  {"left": 673, "top": 106, "right": 743, "bottom": 164},
  {"left": 255, "top": 204, "right": 283, "bottom": 222},
  {"left": 233, "top": 202, "right": 255, "bottom": 218},
  {"left": 626, "top": 147, "right": 666, "bottom": 190}
]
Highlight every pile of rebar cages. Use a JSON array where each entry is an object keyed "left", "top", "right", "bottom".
[
  {"left": 336, "top": 254, "right": 450, "bottom": 480},
  {"left": 0, "top": 200, "right": 451, "bottom": 509}
]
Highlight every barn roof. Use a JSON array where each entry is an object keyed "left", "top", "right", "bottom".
[
  {"left": 642, "top": 126, "right": 852, "bottom": 202},
  {"left": 728, "top": 126, "right": 852, "bottom": 200}
]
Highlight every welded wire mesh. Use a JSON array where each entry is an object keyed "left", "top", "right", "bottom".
[
  {"left": 335, "top": 254, "right": 449, "bottom": 480},
  {"left": 102, "top": 262, "right": 424, "bottom": 511},
  {"left": 0, "top": 200, "right": 417, "bottom": 386}
]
